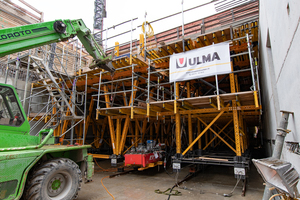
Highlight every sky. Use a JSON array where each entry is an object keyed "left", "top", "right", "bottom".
[{"left": 11, "top": 0, "right": 217, "bottom": 47}]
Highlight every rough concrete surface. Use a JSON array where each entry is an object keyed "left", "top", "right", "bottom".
[{"left": 78, "top": 160, "right": 264, "bottom": 200}]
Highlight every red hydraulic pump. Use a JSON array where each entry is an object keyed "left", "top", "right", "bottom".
[{"left": 125, "top": 140, "right": 164, "bottom": 167}]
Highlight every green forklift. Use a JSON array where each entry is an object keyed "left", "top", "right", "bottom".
[{"left": 0, "top": 19, "right": 115, "bottom": 200}]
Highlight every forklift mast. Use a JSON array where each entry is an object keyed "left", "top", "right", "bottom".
[{"left": 0, "top": 19, "right": 115, "bottom": 73}]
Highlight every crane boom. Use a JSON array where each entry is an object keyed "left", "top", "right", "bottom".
[{"left": 0, "top": 19, "right": 115, "bottom": 73}]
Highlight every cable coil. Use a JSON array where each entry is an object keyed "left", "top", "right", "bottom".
[{"left": 141, "top": 21, "right": 154, "bottom": 38}]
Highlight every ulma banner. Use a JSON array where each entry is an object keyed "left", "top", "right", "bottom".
[{"left": 169, "top": 42, "right": 231, "bottom": 82}]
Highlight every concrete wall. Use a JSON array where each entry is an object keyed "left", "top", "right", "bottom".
[{"left": 259, "top": 0, "right": 300, "bottom": 190}]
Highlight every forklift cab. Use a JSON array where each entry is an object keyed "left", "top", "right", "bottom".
[{"left": 0, "top": 84, "right": 30, "bottom": 135}]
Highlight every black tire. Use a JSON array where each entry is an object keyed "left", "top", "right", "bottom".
[{"left": 24, "top": 158, "right": 82, "bottom": 200}]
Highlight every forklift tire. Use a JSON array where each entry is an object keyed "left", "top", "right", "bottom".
[{"left": 24, "top": 158, "right": 82, "bottom": 200}]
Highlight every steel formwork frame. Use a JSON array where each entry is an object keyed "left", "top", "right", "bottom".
[{"left": 88, "top": 1, "right": 260, "bottom": 176}]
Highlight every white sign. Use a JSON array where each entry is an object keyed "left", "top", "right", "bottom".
[
  {"left": 169, "top": 42, "right": 231, "bottom": 82},
  {"left": 234, "top": 167, "right": 246, "bottom": 176}
]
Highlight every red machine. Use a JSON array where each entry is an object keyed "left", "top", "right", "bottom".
[
  {"left": 125, "top": 152, "right": 162, "bottom": 167},
  {"left": 124, "top": 140, "right": 164, "bottom": 167}
]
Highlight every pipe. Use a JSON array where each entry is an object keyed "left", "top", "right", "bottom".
[{"left": 262, "top": 111, "right": 293, "bottom": 200}]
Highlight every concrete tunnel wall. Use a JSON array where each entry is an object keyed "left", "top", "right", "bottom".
[{"left": 259, "top": 0, "right": 300, "bottom": 191}]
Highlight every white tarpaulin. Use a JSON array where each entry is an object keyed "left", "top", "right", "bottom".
[{"left": 169, "top": 42, "right": 231, "bottom": 82}]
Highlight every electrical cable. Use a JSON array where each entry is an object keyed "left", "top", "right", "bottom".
[
  {"left": 223, "top": 177, "right": 241, "bottom": 197},
  {"left": 101, "top": 176, "right": 115, "bottom": 200},
  {"left": 94, "top": 158, "right": 132, "bottom": 172},
  {"left": 141, "top": 21, "right": 154, "bottom": 38},
  {"left": 268, "top": 193, "right": 286, "bottom": 200}
]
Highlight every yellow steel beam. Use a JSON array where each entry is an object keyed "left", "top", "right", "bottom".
[
  {"left": 212, "top": 32, "right": 218, "bottom": 44},
  {"left": 197, "top": 120, "right": 202, "bottom": 149},
  {"left": 214, "top": 124, "right": 235, "bottom": 143},
  {"left": 89, "top": 154, "right": 110, "bottom": 159},
  {"left": 188, "top": 113, "right": 193, "bottom": 150},
  {"left": 123, "top": 138, "right": 141, "bottom": 155},
  {"left": 116, "top": 119, "right": 121, "bottom": 154},
  {"left": 114, "top": 42, "right": 120, "bottom": 57},
  {"left": 141, "top": 118, "right": 148, "bottom": 142},
  {"left": 239, "top": 112, "right": 245, "bottom": 153},
  {"left": 150, "top": 105, "right": 164, "bottom": 112},
  {"left": 98, "top": 118, "right": 108, "bottom": 148},
  {"left": 236, "top": 95, "right": 241, "bottom": 106},
  {"left": 103, "top": 85, "right": 116, "bottom": 154},
  {"left": 138, "top": 161, "right": 164, "bottom": 171},
  {"left": 133, "top": 107, "right": 156, "bottom": 116},
  {"left": 232, "top": 100, "right": 241, "bottom": 156},
  {"left": 204, "top": 35, "right": 211, "bottom": 46},
  {"left": 175, "top": 113, "right": 181, "bottom": 154},
  {"left": 182, "top": 100, "right": 195, "bottom": 110},
  {"left": 175, "top": 43, "right": 183, "bottom": 53},
  {"left": 150, "top": 123, "right": 153, "bottom": 140},
  {"left": 119, "top": 108, "right": 131, "bottom": 115},
  {"left": 222, "top": 30, "right": 227, "bottom": 42},
  {"left": 83, "top": 98, "right": 95, "bottom": 144},
  {"left": 167, "top": 45, "right": 175, "bottom": 54},
  {"left": 199, "top": 117, "right": 236, "bottom": 153},
  {"left": 158, "top": 104, "right": 262, "bottom": 116},
  {"left": 135, "top": 119, "right": 139, "bottom": 147},
  {"left": 203, "top": 119, "right": 232, "bottom": 150},
  {"left": 196, "top": 37, "right": 204, "bottom": 47},
  {"left": 159, "top": 47, "right": 169, "bottom": 56},
  {"left": 182, "top": 104, "right": 229, "bottom": 155},
  {"left": 235, "top": 74, "right": 239, "bottom": 92},
  {"left": 187, "top": 39, "right": 194, "bottom": 50},
  {"left": 209, "top": 97, "right": 218, "bottom": 108},
  {"left": 214, "top": 127, "right": 233, "bottom": 148},
  {"left": 230, "top": 62, "right": 236, "bottom": 93},
  {"left": 175, "top": 82, "right": 179, "bottom": 114},
  {"left": 129, "top": 79, "right": 139, "bottom": 119},
  {"left": 119, "top": 115, "right": 130, "bottom": 154},
  {"left": 163, "top": 103, "right": 174, "bottom": 111},
  {"left": 254, "top": 90, "right": 259, "bottom": 108},
  {"left": 105, "top": 109, "right": 120, "bottom": 116}
]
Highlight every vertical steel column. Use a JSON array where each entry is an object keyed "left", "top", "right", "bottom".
[
  {"left": 239, "top": 112, "right": 244, "bottom": 153},
  {"left": 104, "top": 27, "right": 108, "bottom": 53},
  {"left": 181, "top": 0, "right": 185, "bottom": 51},
  {"left": 150, "top": 123, "right": 153, "bottom": 140},
  {"left": 187, "top": 82, "right": 193, "bottom": 150},
  {"left": 23, "top": 50, "right": 31, "bottom": 108},
  {"left": 130, "top": 18, "right": 133, "bottom": 65},
  {"left": 246, "top": 33, "right": 258, "bottom": 107},
  {"left": 119, "top": 115, "right": 130, "bottom": 155},
  {"left": 175, "top": 82, "right": 181, "bottom": 154},
  {"left": 215, "top": 74, "right": 221, "bottom": 110},
  {"left": 147, "top": 59, "right": 150, "bottom": 117},
  {"left": 103, "top": 85, "right": 116, "bottom": 154},
  {"left": 82, "top": 74, "right": 87, "bottom": 145},
  {"left": 135, "top": 119, "right": 139, "bottom": 147},
  {"left": 96, "top": 71, "right": 103, "bottom": 120},
  {"left": 13, "top": 53, "right": 20, "bottom": 88},
  {"left": 131, "top": 65, "right": 134, "bottom": 119},
  {"left": 255, "top": 57, "right": 262, "bottom": 112},
  {"left": 197, "top": 120, "right": 202, "bottom": 149},
  {"left": 116, "top": 118, "right": 121, "bottom": 154},
  {"left": 232, "top": 100, "right": 241, "bottom": 156},
  {"left": 4, "top": 55, "right": 10, "bottom": 84},
  {"left": 144, "top": 12, "right": 148, "bottom": 61}
]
